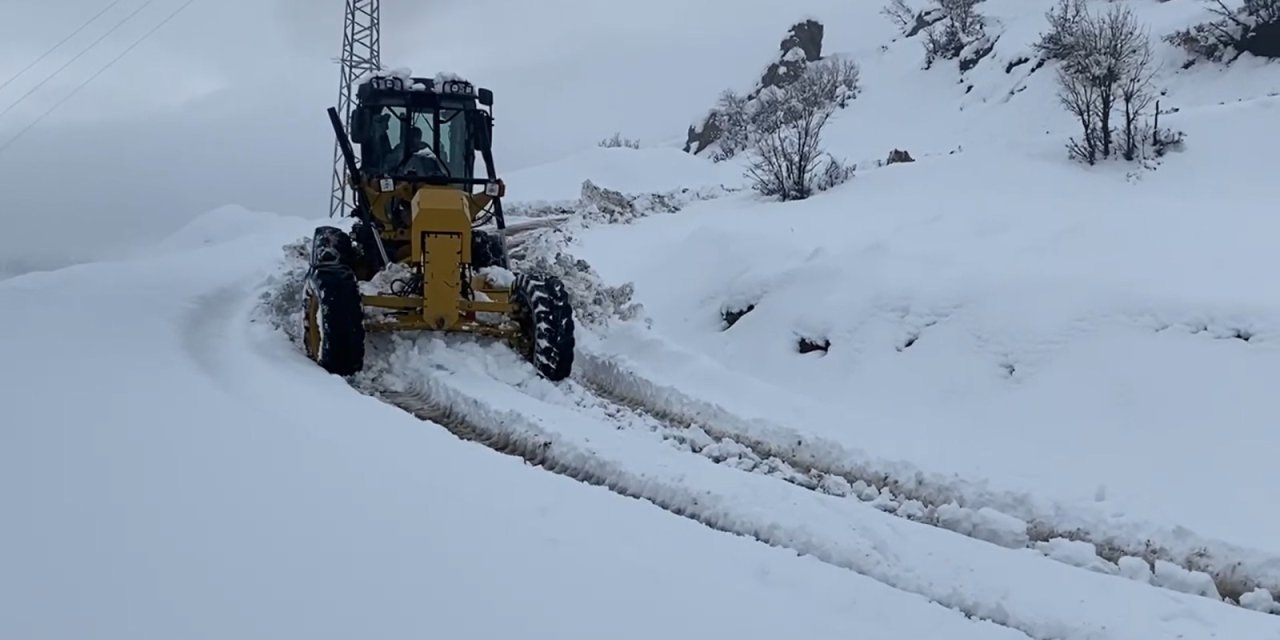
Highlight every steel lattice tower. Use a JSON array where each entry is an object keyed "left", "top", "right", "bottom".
[{"left": 328, "top": 0, "right": 381, "bottom": 218}]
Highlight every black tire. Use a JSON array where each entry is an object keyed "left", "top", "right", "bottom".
[
  {"left": 511, "top": 273, "right": 575, "bottom": 381},
  {"left": 471, "top": 230, "right": 507, "bottom": 269},
  {"left": 303, "top": 265, "right": 366, "bottom": 376},
  {"left": 311, "top": 226, "right": 357, "bottom": 270}
]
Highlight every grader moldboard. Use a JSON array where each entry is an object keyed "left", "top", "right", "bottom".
[{"left": 302, "top": 72, "right": 574, "bottom": 380}]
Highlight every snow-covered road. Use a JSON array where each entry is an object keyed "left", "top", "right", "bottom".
[
  {"left": 6, "top": 199, "right": 1279, "bottom": 639},
  {"left": 0, "top": 212, "right": 1037, "bottom": 640}
]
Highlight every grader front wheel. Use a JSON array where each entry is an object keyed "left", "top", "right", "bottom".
[
  {"left": 302, "top": 265, "right": 366, "bottom": 376},
  {"left": 511, "top": 273, "right": 575, "bottom": 381}
]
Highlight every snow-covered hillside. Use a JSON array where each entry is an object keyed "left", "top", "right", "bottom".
[
  {"left": 6, "top": 0, "right": 1280, "bottom": 638},
  {"left": 562, "top": 0, "right": 1280, "bottom": 608}
]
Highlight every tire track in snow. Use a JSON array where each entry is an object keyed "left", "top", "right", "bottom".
[
  {"left": 571, "top": 349, "right": 1280, "bottom": 614},
  {"left": 350, "top": 372, "right": 1045, "bottom": 640},
  {"left": 182, "top": 283, "right": 256, "bottom": 395}
]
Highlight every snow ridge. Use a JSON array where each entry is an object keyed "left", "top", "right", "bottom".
[
  {"left": 330, "top": 329, "right": 1279, "bottom": 640},
  {"left": 350, "top": 371, "right": 1034, "bottom": 638},
  {"left": 573, "top": 347, "right": 1279, "bottom": 609}
]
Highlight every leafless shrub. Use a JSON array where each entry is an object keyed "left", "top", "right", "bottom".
[
  {"left": 882, "top": 0, "right": 917, "bottom": 30},
  {"left": 744, "top": 57, "right": 861, "bottom": 200},
  {"left": 1053, "top": 3, "right": 1160, "bottom": 164},
  {"left": 598, "top": 132, "right": 640, "bottom": 149},
  {"left": 922, "top": 0, "right": 989, "bottom": 66}
]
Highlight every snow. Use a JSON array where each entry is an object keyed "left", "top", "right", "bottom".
[
  {"left": 564, "top": 0, "right": 1280, "bottom": 605},
  {"left": 0, "top": 210, "right": 1026, "bottom": 640},
  {"left": 354, "top": 330, "right": 1279, "bottom": 640},
  {"left": 1033, "top": 538, "right": 1119, "bottom": 576},
  {"left": 8, "top": 0, "right": 1280, "bottom": 636}
]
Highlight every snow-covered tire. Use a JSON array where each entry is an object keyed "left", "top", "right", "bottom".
[
  {"left": 472, "top": 230, "right": 506, "bottom": 269},
  {"left": 310, "top": 226, "right": 357, "bottom": 270},
  {"left": 303, "top": 265, "right": 365, "bottom": 376},
  {"left": 511, "top": 273, "right": 575, "bottom": 381}
]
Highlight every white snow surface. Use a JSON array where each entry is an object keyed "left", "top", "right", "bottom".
[
  {"left": 7, "top": 0, "right": 1280, "bottom": 636},
  {"left": 566, "top": 0, "right": 1280, "bottom": 589},
  {"left": 0, "top": 212, "right": 1021, "bottom": 640}
]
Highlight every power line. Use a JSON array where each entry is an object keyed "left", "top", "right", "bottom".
[
  {"left": 0, "top": 0, "right": 126, "bottom": 94},
  {"left": 0, "top": 0, "right": 157, "bottom": 121},
  {"left": 0, "top": 0, "right": 198, "bottom": 156}
]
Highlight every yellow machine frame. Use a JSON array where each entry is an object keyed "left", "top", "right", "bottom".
[{"left": 356, "top": 180, "right": 518, "bottom": 338}]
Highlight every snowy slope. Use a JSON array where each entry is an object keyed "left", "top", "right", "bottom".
[{"left": 553, "top": 0, "right": 1280, "bottom": 608}]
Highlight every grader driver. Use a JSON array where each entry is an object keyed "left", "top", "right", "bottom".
[{"left": 302, "top": 72, "right": 574, "bottom": 380}]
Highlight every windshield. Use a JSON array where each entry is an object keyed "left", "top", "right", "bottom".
[{"left": 359, "top": 105, "right": 471, "bottom": 180}]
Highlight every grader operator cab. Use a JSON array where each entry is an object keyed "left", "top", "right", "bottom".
[{"left": 302, "top": 72, "right": 575, "bottom": 380}]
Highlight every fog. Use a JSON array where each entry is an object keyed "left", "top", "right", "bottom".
[{"left": 0, "top": 0, "right": 841, "bottom": 275}]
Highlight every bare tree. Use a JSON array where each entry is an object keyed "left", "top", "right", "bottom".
[
  {"left": 1053, "top": 3, "right": 1159, "bottom": 164},
  {"left": 1119, "top": 37, "right": 1156, "bottom": 160},
  {"left": 713, "top": 90, "right": 753, "bottom": 159},
  {"left": 744, "top": 57, "right": 861, "bottom": 200},
  {"left": 881, "top": 0, "right": 916, "bottom": 31},
  {"left": 745, "top": 85, "right": 831, "bottom": 201},
  {"left": 922, "top": 0, "right": 988, "bottom": 64},
  {"left": 1057, "top": 64, "right": 1100, "bottom": 164},
  {"left": 940, "top": 0, "right": 986, "bottom": 37},
  {"left": 798, "top": 55, "right": 862, "bottom": 108},
  {"left": 1035, "top": 0, "right": 1089, "bottom": 60}
]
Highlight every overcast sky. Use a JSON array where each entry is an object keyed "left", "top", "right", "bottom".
[{"left": 0, "top": 0, "right": 849, "bottom": 273}]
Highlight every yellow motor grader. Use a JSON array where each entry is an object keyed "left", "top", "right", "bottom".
[{"left": 302, "top": 72, "right": 574, "bottom": 380}]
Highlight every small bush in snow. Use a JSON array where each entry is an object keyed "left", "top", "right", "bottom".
[
  {"left": 922, "top": 0, "right": 989, "bottom": 67},
  {"left": 744, "top": 57, "right": 861, "bottom": 201},
  {"left": 713, "top": 56, "right": 860, "bottom": 165},
  {"left": 711, "top": 90, "right": 757, "bottom": 161},
  {"left": 1152, "top": 125, "right": 1187, "bottom": 156},
  {"left": 1035, "top": 0, "right": 1090, "bottom": 61},
  {"left": 814, "top": 154, "right": 856, "bottom": 192},
  {"left": 746, "top": 94, "right": 830, "bottom": 201},
  {"left": 598, "top": 132, "right": 640, "bottom": 149},
  {"left": 1051, "top": 3, "right": 1160, "bottom": 164},
  {"left": 1165, "top": 0, "right": 1280, "bottom": 63}
]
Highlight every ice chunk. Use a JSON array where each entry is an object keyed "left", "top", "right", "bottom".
[
  {"left": 817, "top": 474, "right": 852, "bottom": 497},
  {"left": 936, "top": 503, "right": 1029, "bottom": 549},
  {"left": 478, "top": 266, "right": 516, "bottom": 288},
  {"left": 895, "top": 499, "right": 927, "bottom": 520},
  {"left": 1239, "top": 588, "right": 1279, "bottom": 613},
  {"left": 1117, "top": 556, "right": 1153, "bottom": 584},
  {"left": 1033, "top": 538, "right": 1118, "bottom": 575},
  {"left": 1152, "top": 560, "right": 1221, "bottom": 600}
]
